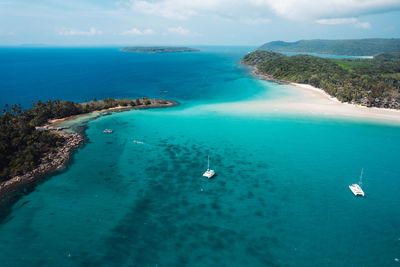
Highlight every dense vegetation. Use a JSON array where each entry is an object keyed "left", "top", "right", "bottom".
[
  {"left": 259, "top": 39, "right": 400, "bottom": 56},
  {"left": 121, "top": 46, "right": 200, "bottom": 53},
  {"left": 242, "top": 50, "right": 400, "bottom": 108},
  {"left": 0, "top": 97, "right": 156, "bottom": 182}
]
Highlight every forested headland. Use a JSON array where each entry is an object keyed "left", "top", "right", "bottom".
[
  {"left": 242, "top": 50, "right": 400, "bottom": 108},
  {"left": 0, "top": 97, "right": 175, "bottom": 183}
]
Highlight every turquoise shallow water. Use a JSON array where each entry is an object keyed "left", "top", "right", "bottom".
[{"left": 0, "top": 47, "right": 400, "bottom": 266}]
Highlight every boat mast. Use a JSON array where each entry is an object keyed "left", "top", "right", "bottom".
[
  {"left": 208, "top": 155, "right": 210, "bottom": 171},
  {"left": 359, "top": 168, "right": 364, "bottom": 186}
]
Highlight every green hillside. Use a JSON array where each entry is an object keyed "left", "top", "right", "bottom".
[
  {"left": 242, "top": 50, "right": 400, "bottom": 108},
  {"left": 259, "top": 39, "right": 400, "bottom": 56}
]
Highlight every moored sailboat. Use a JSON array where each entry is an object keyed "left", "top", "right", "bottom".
[{"left": 203, "top": 155, "right": 215, "bottom": 179}]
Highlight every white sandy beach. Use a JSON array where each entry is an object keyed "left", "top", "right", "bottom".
[{"left": 200, "top": 82, "right": 400, "bottom": 124}]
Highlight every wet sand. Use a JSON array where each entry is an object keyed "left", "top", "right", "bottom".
[{"left": 199, "top": 81, "right": 400, "bottom": 124}]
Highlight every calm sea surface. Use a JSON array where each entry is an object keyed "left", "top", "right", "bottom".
[{"left": 0, "top": 47, "right": 399, "bottom": 266}]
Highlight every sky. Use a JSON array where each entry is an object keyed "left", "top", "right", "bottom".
[{"left": 1, "top": 0, "right": 400, "bottom": 46}]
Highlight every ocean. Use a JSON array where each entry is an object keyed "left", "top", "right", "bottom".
[{"left": 0, "top": 47, "right": 399, "bottom": 266}]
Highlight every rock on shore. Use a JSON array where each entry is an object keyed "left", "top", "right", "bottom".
[{"left": 0, "top": 131, "right": 83, "bottom": 198}]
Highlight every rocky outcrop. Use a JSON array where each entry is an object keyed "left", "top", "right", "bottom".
[{"left": 0, "top": 131, "right": 83, "bottom": 198}]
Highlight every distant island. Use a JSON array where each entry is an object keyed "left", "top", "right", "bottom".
[
  {"left": 121, "top": 46, "right": 200, "bottom": 53},
  {"left": 259, "top": 38, "right": 400, "bottom": 56},
  {"left": 242, "top": 50, "right": 400, "bottom": 109},
  {"left": 0, "top": 97, "right": 177, "bottom": 198}
]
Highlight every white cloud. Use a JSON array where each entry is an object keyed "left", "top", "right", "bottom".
[
  {"left": 316, "top": 18, "right": 357, "bottom": 25},
  {"left": 316, "top": 17, "right": 371, "bottom": 29},
  {"left": 167, "top": 26, "right": 190, "bottom": 35},
  {"left": 58, "top": 27, "right": 102, "bottom": 36},
  {"left": 241, "top": 17, "right": 271, "bottom": 25},
  {"left": 129, "top": 0, "right": 400, "bottom": 23},
  {"left": 253, "top": 0, "right": 400, "bottom": 21},
  {"left": 355, "top": 22, "right": 371, "bottom": 29},
  {"left": 129, "top": 0, "right": 272, "bottom": 23},
  {"left": 120, "top": 28, "right": 154, "bottom": 35},
  {"left": 130, "top": 0, "right": 221, "bottom": 20}
]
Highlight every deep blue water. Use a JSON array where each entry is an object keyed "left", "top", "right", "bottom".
[
  {"left": 0, "top": 46, "right": 258, "bottom": 108},
  {"left": 0, "top": 47, "right": 399, "bottom": 266}
]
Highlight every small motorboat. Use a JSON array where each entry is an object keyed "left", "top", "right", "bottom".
[
  {"left": 133, "top": 140, "right": 144, "bottom": 144},
  {"left": 103, "top": 129, "right": 113, "bottom": 133}
]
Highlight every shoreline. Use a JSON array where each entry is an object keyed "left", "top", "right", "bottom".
[
  {"left": 244, "top": 65, "right": 400, "bottom": 123},
  {"left": 0, "top": 99, "right": 178, "bottom": 207},
  {"left": 0, "top": 131, "right": 83, "bottom": 207},
  {"left": 250, "top": 65, "right": 291, "bottom": 85},
  {"left": 46, "top": 99, "right": 178, "bottom": 127}
]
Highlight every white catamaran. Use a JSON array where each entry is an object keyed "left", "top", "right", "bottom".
[
  {"left": 203, "top": 155, "right": 215, "bottom": 179},
  {"left": 349, "top": 168, "right": 365, "bottom": 197}
]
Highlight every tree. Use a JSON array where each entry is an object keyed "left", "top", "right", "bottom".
[{"left": 142, "top": 97, "right": 151, "bottom": 105}]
